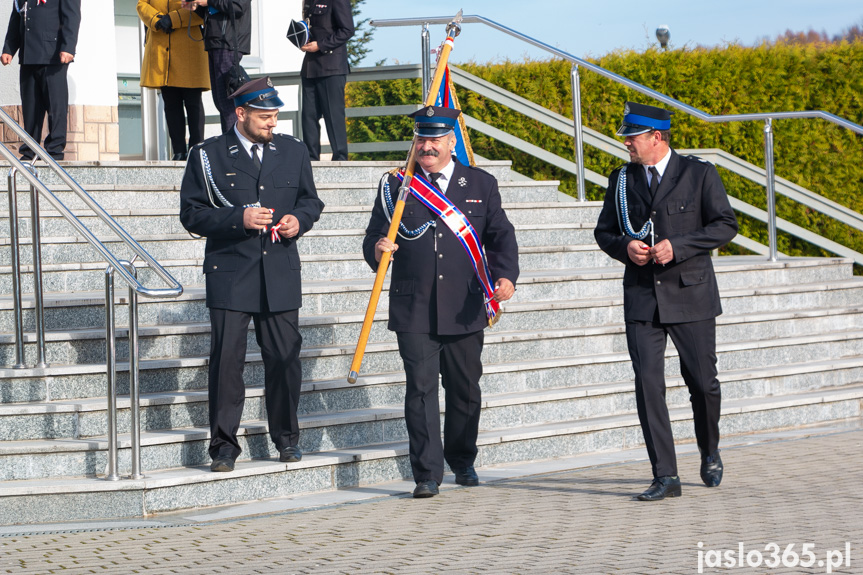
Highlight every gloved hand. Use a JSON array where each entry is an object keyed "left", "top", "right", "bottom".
[{"left": 155, "top": 14, "right": 173, "bottom": 33}]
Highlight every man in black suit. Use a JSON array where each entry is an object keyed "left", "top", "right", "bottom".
[
  {"left": 180, "top": 77, "right": 325, "bottom": 472},
  {"left": 363, "top": 106, "right": 519, "bottom": 498},
  {"left": 594, "top": 102, "right": 738, "bottom": 500},
  {"left": 300, "top": 0, "right": 354, "bottom": 161},
  {"left": 181, "top": 0, "right": 251, "bottom": 133},
  {"left": 2, "top": 0, "right": 81, "bottom": 161}
]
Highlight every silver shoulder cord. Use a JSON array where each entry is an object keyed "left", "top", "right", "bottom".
[
  {"left": 615, "top": 165, "right": 654, "bottom": 246},
  {"left": 379, "top": 173, "right": 434, "bottom": 241},
  {"left": 199, "top": 149, "right": 262, "bottom": 209}
]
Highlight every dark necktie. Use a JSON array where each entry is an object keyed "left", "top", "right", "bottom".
[
  {"left": 648, "top": 166, "right": 660, "bottom": 197},
  {"left": 252, "top": 145, "right": 262, "bottom": 172},
  {"left": 429, "top": 172, "right": 444, "bottom": 192}
]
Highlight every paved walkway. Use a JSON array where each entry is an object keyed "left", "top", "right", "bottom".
[{"left": 1, "top": 421, "right": 860, "bottom": 574}]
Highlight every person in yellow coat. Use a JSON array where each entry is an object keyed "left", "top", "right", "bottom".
[{"left": 138, "top": 0, "right": 210, "bottom": 160}]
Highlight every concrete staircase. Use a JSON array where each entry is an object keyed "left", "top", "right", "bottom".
[{"left": 1, "top": 160, "right": 862, "bottom": 524}]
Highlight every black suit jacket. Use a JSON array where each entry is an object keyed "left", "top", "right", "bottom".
[
  {"left": 594, "top": 150, "right": 738, "bottom": 324},
  {"left": 300, "top": 0, "right": 354, "bottom": 78},
  {"left": 195, "top": 0, "right": 251, "bottom": 54},
  {"left": 363, "top": 159, "right": 520, "bottom": 335},
  {"left": 180, "top": 130, "right": 325, "bottom": 313},
  {"left": 2, "top": 0, "right": 81, "bottom": 65}
]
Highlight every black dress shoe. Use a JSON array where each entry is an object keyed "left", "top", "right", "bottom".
[
  {"left": 172, "top": 152, "right": 187, "bottom": 161},
  {"left": 701, "top": 450, "right": 723, "bottom": 487},
  {"left": 412, "top": 480, "right": 439, "bottom": 498},
  {"left": 453, "top": 466, "right": 479, "bottom": 486},
  {"left": 210, "top": 456, "right": 235, "bottom": 472},
  {"left": 637, "top": 475, "right": 682, "bottom": 501},
  {"left": 279, "top": 446, "right": 302, "bottom": 463}
]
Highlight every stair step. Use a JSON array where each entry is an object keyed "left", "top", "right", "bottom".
[{"left": 0, "top": 382, "right": 859, "bottom": 523}]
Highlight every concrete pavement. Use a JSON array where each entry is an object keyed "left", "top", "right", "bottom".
[{"left": 1, "top": 419, "right": 860, "bottom": 574}]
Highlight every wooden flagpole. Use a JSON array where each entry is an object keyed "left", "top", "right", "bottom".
[{"left": 347, "top": 10, "right": 463, "bottom": 384}]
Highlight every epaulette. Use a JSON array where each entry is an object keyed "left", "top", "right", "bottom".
[
  {"left": 276, "top": 133, "right": 303, "bottom": 144},
  {"left": 682, "top": 154, "right": 713, "bottom": 166},
  {"left": 191, "top": 135, "right": 220, "bottom": 152}
]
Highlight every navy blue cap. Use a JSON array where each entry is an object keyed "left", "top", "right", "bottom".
[
  {"left": 229, "top": 76, "right": 284, "bottom": 110},
  {"left": 409, "top": 105, "right": 461, "bottom": 138},
  {"left": 617, "top": 101, "right": 673, "bottom": 136}
]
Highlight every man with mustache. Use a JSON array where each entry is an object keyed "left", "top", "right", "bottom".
[
  {"left": 594, "top": 101, "right": 738, "bottom": 501},
  {"left": 180, "top": 77, "right": 324, "bottom": 472},
  {"left": 363, "top": 106, "right": 519, "bottom": 498}
]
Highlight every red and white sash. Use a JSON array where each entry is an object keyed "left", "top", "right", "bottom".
[{"left": 395, "top": 170, "right": 501, "bottom": 325}]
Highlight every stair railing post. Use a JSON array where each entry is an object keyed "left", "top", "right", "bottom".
[
  {"left": 27, "top": 164, "right": 47, "bottom": 368},
  {"left": 120, "top": 260, "right": 143, "bottom": 479},
  {"left": 421, "top": 23, "right": 431, "bottom": 98},
  {"left": 6, "top": 166, "right": 27, "bottom": 368},
  {"left": 764, "top": 118, "right": 779, "bottom": 262},
  {"left": 104, "top": 266, "right": 121, "bottom": 481},
  {"left": 570, "top": 63, "right": 586, "bottom": 202}
]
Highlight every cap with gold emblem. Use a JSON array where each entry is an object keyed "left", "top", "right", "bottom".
[
  {"left": 229, "top": 76, "right": 285, "bottom": 109},
  {"left": 409, "top": 105, "right": 461, "bottom": 138}
]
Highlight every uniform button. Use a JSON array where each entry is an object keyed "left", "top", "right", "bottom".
[
  {"left": 438, "top": 233, "right": 443, "bottom": 238},
  {"left": 213, "top": 265, "right": 218, "bottom": 270},
  {"left": 230, "top": 183, "right": 235, "bottom": 187},
  {"left": 468, "top": 210, "right": 472, "bottom": 214},
  {"left": 656, "top": 280, "right": 661, "bottom": 285},
  {"left": 438, "top": 275, "right": 444, "bottom": 280},
  {"left": 232, "top": 225, "right": 236, "bottom": 229},
  {"left": 259, "top": 185, "right": 265, "bottom": 190},
  {"left": 680, "top": 205, "right": 685, "bottom": 211},
  {"left": 263, "top": 251, "right": 268, "bottom": 255},
  {"left": 438, "top": 253, "right": 443, "bottom": 259}
]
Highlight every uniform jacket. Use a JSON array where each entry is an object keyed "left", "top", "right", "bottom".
[
  {"left": 594, "top": 150, "right": 738, "bottom": 324},
  {"left": 138, "top": 0, "right": 209, "bottom": 90},
  {"left": 194, "top": 0, "right": 250, "bottom": 54},
  {"left": 2, "top": 0, "right": 81, "bottom": 65},
  {"left": 363, "top": 159, "right": 520, "bottom": 335},
  {"left": 300, "top": 0, "right": 354, "bottom": 79},
  {"left": 180, "top": 130, "right": 325, "bottom": 313}
]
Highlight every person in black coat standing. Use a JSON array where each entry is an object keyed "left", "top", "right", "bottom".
[
  {"left": 594, "top": 101, "right": 738, "bottom": 501},
  {"left": 180, "top": 77, "right": 324, "bottom": 472},
  {"left": 181, "top": 0, "right": 251, "bottom": 133},
  {"left": 1, "top": 0, "right": 81, "bottom": 160},
  {"left": 300, "top": 0, "right": 354, "bottom": 161},
  {"left": 363, "top": 106, "right": 519, "bottom": 498}
]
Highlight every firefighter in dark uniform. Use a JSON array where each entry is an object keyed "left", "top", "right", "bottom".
[
  {"left": 363, "top": 106, "right": 520, "bottom": 498},
  {"left": 1, "top": 0, "right": 81, "bottom": 160},
  {"left": 594, "top": 101, "right": 738, "bottom": 500},
  {"left": 299, "top": 0, "right": 354, "bottom": 161},
  {"left": 180, "top": 77, "right": 325, "bottom": 472}
]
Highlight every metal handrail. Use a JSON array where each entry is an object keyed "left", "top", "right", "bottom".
[
  {"left": 371, "top": 14, "right": 863, "bottom": 262},
  {"left": 371, "top": 15, "right": 863, "bottom": 132},
  {"left": 0, "top": 107, "right": 183, "bottom": 299},
  {"left": 1, "top": 108, "right": 183, "bottom": 480}
]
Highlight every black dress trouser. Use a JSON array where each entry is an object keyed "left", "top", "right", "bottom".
[
  {"left": 208, "top": 308, "right": 303, "bottom": 460},
  {"left": 18, "top": 63, "right": 69, "bottom": 159},
  {"left": 300, "top": 74, "right": 348, "bottom": 161},
  {"left": 625, "top": 317, "right": 721, "bottom": 478},
  {"left": 397, "top": 330, "right": 485, "bottom": 485}
]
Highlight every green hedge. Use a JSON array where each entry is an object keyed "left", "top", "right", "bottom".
[{"left": 345, "top": 41, "right": 863, "bottom": 265}]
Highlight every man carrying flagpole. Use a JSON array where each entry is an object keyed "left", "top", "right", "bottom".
[{"left": 362, "top": 105, "right": 519, "bottom": 498}]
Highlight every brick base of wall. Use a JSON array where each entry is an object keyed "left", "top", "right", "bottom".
[{"left": 2, "top": 104, "right": 119, "bottom": 161}]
